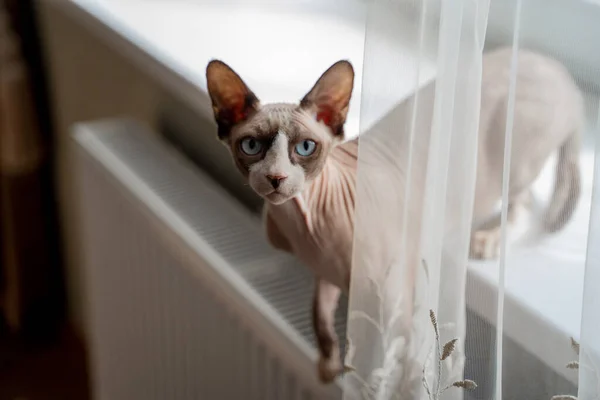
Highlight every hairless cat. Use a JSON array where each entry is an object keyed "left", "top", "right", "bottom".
[{"left": 205, "top": 47, "right": 582, "bottom": 383}]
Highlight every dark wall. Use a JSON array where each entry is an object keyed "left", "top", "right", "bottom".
[{"left": 4, "top": 0, "right": 65, "bottom": 341}]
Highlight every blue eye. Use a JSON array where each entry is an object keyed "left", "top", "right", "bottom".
[
  {"left": 295, "top": 140, "right": 316, "bottom": 156},
  {"left": 240, "top": 138, "right": 263, "bottom": 155}
]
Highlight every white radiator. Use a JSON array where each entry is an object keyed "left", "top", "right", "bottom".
[{"left": 73, "top": 119, "right": 347, "bottom": 400}]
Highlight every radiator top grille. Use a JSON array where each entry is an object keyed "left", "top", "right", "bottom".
[{"left": 75, "top": 119, "right": 348, "bottom": 359}]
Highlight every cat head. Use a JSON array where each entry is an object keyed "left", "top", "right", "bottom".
[{"left": 206, "top": 59, "right": 354, "bottom": 205}]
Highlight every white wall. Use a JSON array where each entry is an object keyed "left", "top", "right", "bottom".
[{"left": 486, "top": 0, "right": 600, "bottom": 90}]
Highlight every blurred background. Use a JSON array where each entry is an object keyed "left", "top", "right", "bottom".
[
  {"left": 1, "top": 0, "right": 85, "bottom": 398},
  {"left": 1, "top": 0, "right": 598, "bottom": 399}
]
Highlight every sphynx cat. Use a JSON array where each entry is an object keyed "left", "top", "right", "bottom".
[{"left": 205, "top": 47, "right": 582, "bottom": 383}]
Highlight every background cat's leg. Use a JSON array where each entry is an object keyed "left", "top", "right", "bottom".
[
  {"left": 263, "top": 208, "right": 293, "bottom": 253},
  {"left": 470, "top": 190, "right": 531, "bottom": 260},
  {"left": 312, "top": 279, "right": 342, "bottom": 383}
]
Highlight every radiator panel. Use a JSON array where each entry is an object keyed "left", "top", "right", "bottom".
[{"left": 74, "top": 119, "right": 345, "bottom": 400}]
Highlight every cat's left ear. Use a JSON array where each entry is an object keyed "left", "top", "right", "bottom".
[
  {"left": 300, "top": 60, "right": 354, "bottom": 137},
  {"left": 206, "top": 60, "right": 260, "bottom": 140}
]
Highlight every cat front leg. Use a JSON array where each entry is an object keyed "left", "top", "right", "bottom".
[
  {"left": 312, "top": 278, "right": 343, "bottom": 383},
  {"left": 470, "top": 191, "right": 530, "bottom": 259}
]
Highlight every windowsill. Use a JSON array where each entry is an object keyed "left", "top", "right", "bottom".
[
  {"left": 466, "top": 154, "right": 594, "bottom": 386},
  {"left": 59, "top": 0, "right": 593, "bottom": 386},
  {"left": 466, "top": 89, "right": 597, "bottom": 385}
]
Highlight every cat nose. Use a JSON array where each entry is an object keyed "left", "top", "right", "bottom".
[{"left": 266, "top": 174, "right": 287, "bottom": 189}]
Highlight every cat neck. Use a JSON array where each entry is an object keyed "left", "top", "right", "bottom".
[
  {"left": 306, "top": 139, "right": 358, "bottom": 202},
  {"left": 268, "top": 138, "right": 358, "bottom": 226}
]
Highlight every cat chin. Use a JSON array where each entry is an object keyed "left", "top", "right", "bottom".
[{"left": 264, "top": 191, "right": 295, "bottom": 205}]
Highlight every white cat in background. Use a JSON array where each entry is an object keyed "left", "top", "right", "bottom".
[{"left": 205, "top": 47, "right": 583, "bottom": 383}]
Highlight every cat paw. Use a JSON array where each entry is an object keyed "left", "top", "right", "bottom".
[
  {"left": 470, "top": 228, "right": 501, "bottom": 260},
  {"left": 318, "top": 355, "right": 343, "bottom": 383}
]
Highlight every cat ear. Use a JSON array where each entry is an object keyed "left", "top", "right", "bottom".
[
  {"left": 206, "top": 60, "right": 260, "bottom": 140},
  {"left": 300, "top": 60, "right": 354, "bottom": 137}
]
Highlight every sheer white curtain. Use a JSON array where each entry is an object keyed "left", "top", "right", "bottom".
[
  {"left": 579, "top": 107, "right": 600, "bottom": 398},
  {"left": 579, "top": 127, "right": 600, "bottom": 399},
  {"left": 344, "top": 0, "right": 600, "bottom": 399}
]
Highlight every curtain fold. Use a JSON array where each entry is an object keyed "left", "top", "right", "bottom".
[
  {"left": 576, "top": 98, "right": 600, "bottom": 400},
  {"left": 344, "top": 1, "right": 489, "bottom": 399}
]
